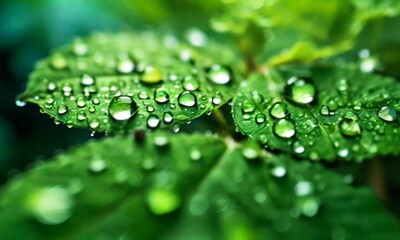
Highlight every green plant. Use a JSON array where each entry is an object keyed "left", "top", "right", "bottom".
[{"left": 2, "top": 1, "right": 400, "bottom": 239}]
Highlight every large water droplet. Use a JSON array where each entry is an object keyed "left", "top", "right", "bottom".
[
  {"left": 178, "top": 91, "right": 197, "bottom": 107},
  {"left": 207, "top": 65, "right": 231, "bottom": 85},
  {"left": 339, "top": 112, "right": 361, "bottom": 137},
  {"left": 269, "top": 101, "right": 288, "bottom": 118},
  {"left": 147, "top": 114, "right": 160, "bottom": 129},
  {"left": 108, "top": 95, "right": 138, "bottom": 121},
  {"left": 378, "top": 106, "right": 397, "bottom": 122},
  {"left": 273, "top": 119, "right": 296, "bottom": 138},
  {"left": 141, "top": 66, "right": 163, "bottom": 84},
  {"left": 27, "top": 186, "right": 74, "bottom": 225},
  {"left": 284, "top": 77, "right": 316, "bottom": 104},
  {"left": 146, "top": 189, "right": 181, "bottom": 215}
]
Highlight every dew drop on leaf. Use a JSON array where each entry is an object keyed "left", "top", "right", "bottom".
[
  {"left": 255, "top": 113, "right": 266, "bottom": 124},
  {"left": 72, "top": 39, "right": 88, "bottom": 56},
  {"left": 163, "top": 112, "right": 174, "bottom": 123},
  {"left": 241, "top": 100, "right": 255, "bottom": 113},
  {"left": 27, "top": 186, "right": 74, "bottom": 225},
  {"left": 138, "top": 90, "right": 149, "bottom": 100},
  {"left": 295, "top": 181, "right": 314, "bottom": 196},
  {"left": 141, "top": 66, "right": 163, "bottom": 84},
  {"left": 190, "top": 148, "right": 202, "bottom": 161},
  {"left": 377, "top": 106, "right": 397, "bottom": 122},
  {"left": 153, "top": 135, "right": 169, "bottom": 147},
  {"left": 108, "top": 95, "right": 137, "bottom": 121},
  {"left": 284, "top": 77, "right": 316, "bottom": 104},
  {"left": 146, "top": 189, "right": 181, "bottom": 215},
  {"left": 182, "top": 75, "right": 200, "bottom": 91},
  {"left": 147, "top": 114, "right": 160, "bottom": 129},
  {"left": 80, "top": 74, "right": 95, "bottom": 86},
  {"left": 273, "top": 119, "right": 296, "bottom": 138},
  {"left": 116, "top": 56, "right": 135, "bottom": 74},
  {"left": 89, "top": 159, "right": 107, "bottom": 173},
  {"left": 57, "top": 105, "right": 68, "bottom": 115},
  {"left": 76, "top": 97, "right": 86, "bottom": 108},
  {"left": 50, "top": 53, "right": 68, "bottom": 70},
  {"left": 154, "top": 89, "right": 169, "bottom": 104},
  {"left": 269, "top": 101, "right": 288, "bottom": 119},
  {"left": 339, "top": 112, "right": 361, "bottom": 137},
  {"left": 178, "top": 91, "right": 197, "bottom": 107},
  {"left": 207, "top": 64, "right": 231, "bottom": 85},
  {"left": 271, "top": 166, "right": 286, "bottom": 177}
]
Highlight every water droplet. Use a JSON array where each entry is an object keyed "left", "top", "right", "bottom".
[
  {"left": 76, "top": 97, "right": 86, "bottom": 108},
  {"left": 163, "top": 112, "right": 174, "bottom": 123},
  {"left": 337, "top": 148, "right": 349, "bottom": 158},
  {"left": 255, "top": 113, "right": 266, "bottom": 124},
  {"left": 146, "top": 189, "right": 181, "bottom": 215},
  {"left": 269, "top": 101, "right": 288, "bottom": 118},
  {"left": 336, "top": 78, "right": 349, "bottom": 92},
  {"left": 186, "top": 28, "right": 207, "bottom": 47},
  {"left": 80, "top": 74, "right": 95, "bottom": 86},
  {"left": 190, "top": 148, "right": 202, "bottom": 161},
  {"left": 320, "top": 105, "right": 330, "bottom": 116},
  {"left": 117, "top": 55, "right": 135, "bottom": 73},
  {"left": 207, "top": 65, "right": 231, "bottom": 85},
  {"left": 47, "top": 82, "right": 57, "bottom": 92},
  {"left": 77, "top": 111, "right": 86, "bottom": 121},
  {"left": 271, "top": 166, "right": 286, "bottom": 177},
  {"left": 27, "top": 186, "right": 74, "bottom": 225},
  {"left": 141, "top": 66, "right": 163, "bottom": 84},
  {"left": 147, "top": 115, "right": 160, "bottom": 129},
  {"left": 89, "top": 159, "right": 107, "bottom": 173},
  {"left": 284, "top": 77, "right": 316, "bottom": 104},
  {"left": 293, "top": 141, "right": 305, "bottom": 154},
  {"left": 171, "top": 123, "right": 181, "bottom": 133},
  {"left": 378, "top": 106, "right": 397, "bottom": 122},
  {"left": 212, "top": 94, "right": 222, "bottom": 105},
  {"left": 62, "top": 83, "right": 73, "bottom": 97},
  {"left": 15, "top": 99, "right": 26, "bottom": 107},
  {"left": 241, "top": 100, "right": 255, "bottom": 113},
  {"left": 72, "top": 39, "right": 88, "bottom": 56},
  {"left": 295, "top": 181, "right": 314, "bottom": 196},
  {"left": 89, "top": 119, "right": 100, "bottom": 129},
  {"left": 92, "top": 98, "right": 100, "bottom": 105},
  {"left": 241, "top": 143, "right": 259, "bottom": 161},
  {"left": 108, "top": 96, "right": 138, "bottom": 121},
  {"left": 153, "top": 135, "right": 169, "bottom": 147},
  {"left": 299, "top": 197, "right": 320, "bottom": 217},
  {"left": 339, "top": 112, "right": 361, "bottom": 137},
  {"left": 146, "top": 105, "right": 155, "bottom": 112},
  {"left": 57, "top": 105, "right": 68, "bottom": 115},
  {"left": 273, "top": 119, "right": 296, "bottom": 138},
  {"left": 178, "top": 91, "right": 197, "bottom": 107},
  {"left": 50, "top": 53, "right": 67, "bottom": 70},
  {"left": 154, "top": 89, "right": 169, "bottom": 104},
  {"left": 182, "top": 75, "right": 200, "bottom": 91},
  {"left": 138, "top": 90, "right": 149, "bottom": 100}
]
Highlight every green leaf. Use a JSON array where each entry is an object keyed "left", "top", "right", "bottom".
[
  {"left": 232, "top": 66, "right": 400, "bottom": 161},
  {"left": 20, "top": 32, "right": 240, "bottom": 132},
  {"left": 0, "top": 135, "right": 399, "bottom": 239}
]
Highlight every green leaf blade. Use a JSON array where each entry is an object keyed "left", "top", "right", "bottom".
[
  {"left": 232, "top": 66, "right": 400, "bottom": 161},
  {"left": 21, "top": 32, "right": 241, "bottom": 132}
]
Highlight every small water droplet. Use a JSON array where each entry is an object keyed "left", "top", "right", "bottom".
[
  {"left": 271, "top": 166, "right": 286, "bottom": 177},
  {"left": 141, "top": 66, "right": 163, "bottom": 84},
  {"left": 241, "top": 143, "right": 259, "bottom": 161},
  {"left": 273, "top": 119, "right": 296, "bottom": 138},
  {"left": 212, "top": 93, "right": 222, "bottom": 105},
  {"left": 178, "top": 91, "right": 197, "bottom": 107},
  {"left": 320, "top": 105, "right": 330, "bottom": 116},
  {"left": 50, "top": 53, "right": 68, "bottom": 70},
  {"left": 182, "top": 75, "right": 200, "bottom": 91},
  {"left": 241, "top": 100, "right": 255, "bottom": 113},
  {"left": 108, "top": 95, "right": 138, "bottom": 121},
  {"left": 72, "top": 39, "right": 88, "bottom": 56},
  {"left": 77, "top": 111, "right": 86, "bottom": 121},
  {"left": 76, "top": 97, "right": 86, "bottom": 108},
  {"left": 47, "top": 82, "right": 57, "bottom": 92},
  {"left": 80, "top": 74, "right": 95, "bottom": 86},
  {"left": 146, "top": 105, "right": 155, "bottom": 113},
  {"left": 146, "top": 189, "right": 181, "bottom": 215},
  {"left": 92, "top": 98, "right": 100, "bottom": 105},
  {"left": 269, "top": 101, "right": 288, "bottom": 118},
  {"left": 284, "top": 77, "right": 316, "bottom": 104},
  {"left": 89, "top": 119, "right": 100, "bottom": 129},
  {"left": 299, "top": 197, "right": 320, "bottom": 217},
  {"left": 57, "top": 105, "right": 68, "bottom": 115},
  {"left": 207, "top": 65, "right": 231, "bottom": 85},
  {"left": 163, "top": 112, "right": 174, "bottom": 123},
  {"left": 147, "top": 115, "right": 160, "bottom": 129},
  {"left": 62, "top": 83, "right": 73, "bottom": 97},
  {"left": 377, "top": 106, "right": 397, "bottom": 122},
  {"left": 138, "top": 90, "right": 149, "bottom": 100},
  {"left": 337, "top": 148, "right": 349, "bottom": 158},
  {"left": 293, "top": 141, "right": 305, "bottom": 154},
  {"left": 339, "top": 112, "right": 361, "bottom": 137},
  {"left": 89, "top": 159, "right": 107, "bottom": 173},
  {"left": 117, "top": 55, "right": 135, "bottom": 73},
  {"left": 154, "top": 89, "right": 169, "bottom": 104},
  {"left": 255, "top": 113, "right": 266, "bottom": 124},
  {"left": 190, "top": 148, "right": 202, "bottom": 161},
  {"left": 295, "top": 181, "right": 314, "bottom": 196},
  {"left": 15, "top": 99, "right": 26, "bottom": 107}
]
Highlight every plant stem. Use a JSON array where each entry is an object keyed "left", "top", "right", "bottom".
[
  {"left": 212, "top": 108, "right": 231, "bottom": 136},
  {"left": 368, "top": 157, "right": 387, "bottom": 202}
]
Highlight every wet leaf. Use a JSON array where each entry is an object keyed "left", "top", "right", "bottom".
[
  {"left": 19, "top": 32, "right": 240, "bottom": 132},
  {"left": 232, "top": 66, "right": 400, "bottom": 161},
  {"left": 0, "top": 137, "right": 398, "bottom": 239}
]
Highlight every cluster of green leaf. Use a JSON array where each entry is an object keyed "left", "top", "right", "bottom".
[{"left": 1, "top": 0, "right": 400, "bottom": 239}]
